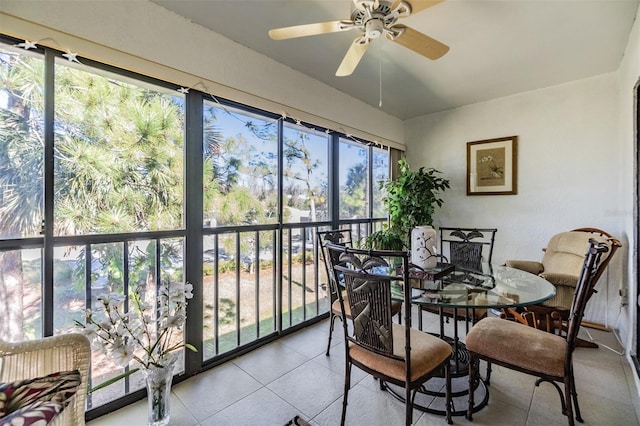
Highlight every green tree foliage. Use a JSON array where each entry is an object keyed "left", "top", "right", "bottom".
[
  {"left": 341, "top": 161, "right": 367, "bottom": 218},
  {"left": 0, "top": 50, "right": 44, "bottom": 238},
  {"left": 283, "top": 130, "right": 325, "bottom": 221},
  {"left": 51, "top": 65, "right": 185, "bottom": 235}
]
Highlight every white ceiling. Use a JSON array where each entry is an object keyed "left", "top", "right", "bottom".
[{"left": 151, "top": 0, "right": 639, "bottom": 120}]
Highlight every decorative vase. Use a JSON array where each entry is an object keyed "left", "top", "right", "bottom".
[
  {"left": 143, "top": 358, "right": 176, "bottom": 426},
  {"left": 411, "top": 225, "right": 438, "bottom": 270}
]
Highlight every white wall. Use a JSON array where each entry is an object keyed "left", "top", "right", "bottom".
[
  {"left": 405, "top": 5, "right": 640, "bottom": 362},
  {"left": 0, "top": 0, "right": 404, "bottom": 147},
  {"left": 405, "top": 74, "right": 624, "bottom": 325},
  {"left": 617, "top": 4, "right": 640, "bottom": 360}
]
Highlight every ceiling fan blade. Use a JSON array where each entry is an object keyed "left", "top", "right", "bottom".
[
  {"left": 269, "top": 21, "right": 351, "bottom": 40},
  {"left": 336, "top": 39, "right": 370, "bottom": 77},
  {"left": 392, "top": 25, "right": 449, "bottom": 60},
  {"left": 395, "top": 0, "right": 446, "bottom": 15}
]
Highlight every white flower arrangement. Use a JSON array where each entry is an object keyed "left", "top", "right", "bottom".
[{"left": 76, "top": 282, "right": 196, "bottom": 390}]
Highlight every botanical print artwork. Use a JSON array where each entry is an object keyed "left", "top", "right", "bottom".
[
  {"left": 476, "top": 147, "right": 506, "bottom": 187},
  {"left": 466, "top": 135, "right": 517, "bottom": 195}
]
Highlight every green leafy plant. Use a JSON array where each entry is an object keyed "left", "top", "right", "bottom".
[
  {"left": 384, "top": 158, "right": 450, "bottom": 230},
  {"left": 363, "top": 225, "right": 406, "bottom": 251},
  {"left": 366, "top": 158, "right": 450, "bottom": 249}
]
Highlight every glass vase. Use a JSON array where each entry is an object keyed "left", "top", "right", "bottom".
[{"left": 143, "top": 359, "right": 176, "bottom": 426}]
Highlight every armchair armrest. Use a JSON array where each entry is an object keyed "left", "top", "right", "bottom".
[
  {"left": 539, "top": 272, "right": 579, "bottom": 288},
  {"left": 537, "top": 273, "right": 579, "bottom": 310},
  {"left": 0, "top": 333, "right": 91, "bottom": 426},
  {"left": 505, "top": 260, "right": 544, "bottom": 275}
]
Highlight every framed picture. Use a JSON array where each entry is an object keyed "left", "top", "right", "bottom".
[{"left": 467, "top": 136, "right": 518, "bottom": 195}]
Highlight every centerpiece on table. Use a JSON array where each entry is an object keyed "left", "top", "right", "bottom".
[
  {"left": 76, "top": 281, "right": 196, "bottom": 426},
  {"left": 366, "top": 157, "right": 449, "bottom": 270}
]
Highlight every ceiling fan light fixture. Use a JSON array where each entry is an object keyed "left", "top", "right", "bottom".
[
  {"left": 365, "top": 19, "right": 385, "bottom": 39},
  {"left": 269, "top": 0, "right": 449, "bottom": 77}
]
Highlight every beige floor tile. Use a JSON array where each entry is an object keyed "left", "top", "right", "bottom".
[
  {"left": 279, "top": 325, "right": 332, "bottom": 359},
  {"left": 88, "top": 318, "right": 640, "bottom": 426},
  {"left": 267, "top": 359, "right": 344, "bottom": 418},
  {"left": 199, "top": 387, "right": 301, "bottom": 426},
  {"left": 172, "top": 361, "right": 262, "bottom": 422},
  {"left": 483, "top": 365, "right": 535, "bottom": 411},
  {"left": 232, "top": 341, "right": 310, "bottom": 385},
  {"left": 455, "top": 398, "right": 528, "bottom": 426},
  {"left": 313, "top": 381, "right": 419, "bottom": 426},
  {"left": 87, "top": 390, "right": 198, "bottom": 425}
]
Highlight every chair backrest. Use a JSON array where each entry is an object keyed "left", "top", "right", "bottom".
[
  {"left": 439, "top": 227, "right": 497, "bottom": 272},
  {"left": 327, "top": 243, "right": 411, "bottom": 361},
  {"left": 541, "top": 228, "right": 621, "bottom": 291},
  {"left": 316, "top": 229, "right": 353, "bottom": 305},
  {"left": 565, "top": 239, "right": 609, "bottom": 353}
]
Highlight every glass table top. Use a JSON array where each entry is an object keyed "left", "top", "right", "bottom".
[{"left": 391, "top": 263, "right": 556, "bottom": 309}]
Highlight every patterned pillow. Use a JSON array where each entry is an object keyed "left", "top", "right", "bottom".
[
  {"left": 0, "top": 370, "right": 81, "bottom": 423},
  {"left": 0, "top": 400, "right": 63, "bottom": 426}
]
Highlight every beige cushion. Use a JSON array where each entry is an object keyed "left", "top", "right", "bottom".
[
  {"left": 466, "top": 317, "right": 566, "bottom": 378},
  {"left": 523, "top": 231, "right": 610, "bottom": 309},
  {"left": 505, "top": 260, "right": 544, "bottom": 275},
  {"left": 331, "top": 299, "right": 351, "bottom": 318},
  {"left": 542, "top": 232, "right": 608, "bottom": 276},
  {"left": 348, "top": 324, "right": 451, "bottom": 383}
]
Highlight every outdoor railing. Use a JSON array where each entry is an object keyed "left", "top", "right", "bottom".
[{"left": 0, "top": 217, "right": 387, "bottom": 414}]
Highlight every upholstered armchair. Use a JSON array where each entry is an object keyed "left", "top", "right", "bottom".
[
  {"left": 0, "top": 333, "right": 91, "bottom": 425},
  {"left": 504, "top": 227, "right": 621, "bottom": 335}
]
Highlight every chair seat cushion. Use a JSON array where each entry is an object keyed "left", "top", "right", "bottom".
[
  {"left": 331, "top": 299, "right": 351, "bottom": 318},
  {"left": 348, "top": 324, "right": 451, "bottom": 383},
  {"left": 466, "top": 317, "right": 566, "bottom": 377}
]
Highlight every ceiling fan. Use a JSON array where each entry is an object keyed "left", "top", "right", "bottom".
[{"left": 268, "top": 0, "right": 449, "bottom": 77}]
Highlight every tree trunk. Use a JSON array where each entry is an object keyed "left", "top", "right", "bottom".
[{"left": 0, "top": 251, "right": 25, "bottom": 341}]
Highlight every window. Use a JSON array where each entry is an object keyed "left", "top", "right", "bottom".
[
  {"left": 203, "top": 102, "right": 278, "bottom": 227},
  {"left": 282, "top": 124, "right": 329, "bottom": 223},
  {"left": 0, "top": 44, "right": 44, "bottom": 240},
  {"left": 53, "top": 60, "right": 185, "bottom": 236},
  {"left": 372, "top": 146, "right": 389, "bottom": 218},
  {"left": 339, "top": 138, "right": 369, "bottom": 219},
  {"left": 0, "top": 33, "right": 393, "bottom": 417}
]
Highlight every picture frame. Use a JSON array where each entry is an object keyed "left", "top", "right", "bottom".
[{"left": 467, "top": 136, "right": 518, "bottom": 195}]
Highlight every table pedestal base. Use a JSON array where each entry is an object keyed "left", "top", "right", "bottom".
[
  {"left": 382, "top": 373, "right": 489, "bottom": 417},
  {"left": 382, "top": 333, "right": 490, "bottom": 417}
]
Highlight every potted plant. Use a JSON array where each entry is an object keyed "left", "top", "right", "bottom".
[{"left": 366, "top": 158, "right": 449, "bottom": 267}]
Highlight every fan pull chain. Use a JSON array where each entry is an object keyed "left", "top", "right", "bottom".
[{"left": 378, "top": 42, "right": 383, "bottom": 107}]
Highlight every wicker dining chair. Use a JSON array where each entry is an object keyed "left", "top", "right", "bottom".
[
  {"left": 0, "top": 333, "right": 91, "bottom": 425},
  {"left": 327, "top": 243, "right": 453, "bottom": 426},
  {"left": 466, "top": 238, "right": 608, "bottom": 426},
  {"left": 317, "top": 228, "right": 402, "bottom": 355}
]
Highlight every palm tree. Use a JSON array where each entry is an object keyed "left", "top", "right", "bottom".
[
  {"left": 0, "top": 49, "right": 45, "bottom": 340},
  {"left": 0, "top": 47, "right": 189, "bottom": 338}
]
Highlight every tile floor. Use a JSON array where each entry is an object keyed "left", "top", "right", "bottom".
[{"left": 88, "top": 312, "right": 640, "bottom": 425}]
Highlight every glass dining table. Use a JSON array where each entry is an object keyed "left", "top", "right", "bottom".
[{"left": 387, "top": 262, "right": 557, "bottom": 416}]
